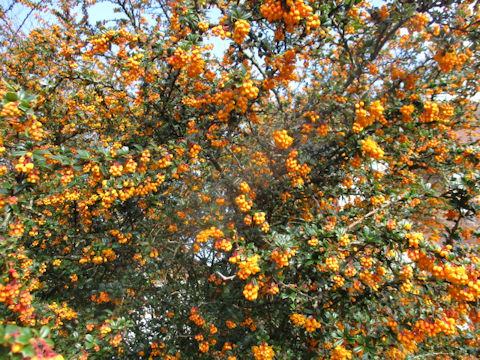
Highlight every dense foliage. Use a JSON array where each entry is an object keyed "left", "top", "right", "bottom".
[{"left": 1, "top": 0, "right": 480, "bottom": 359}]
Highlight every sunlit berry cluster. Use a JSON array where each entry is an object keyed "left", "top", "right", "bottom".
[
  {"left": 419, "top": 101, "right": 439, "bottom": 123},
  {"left": 252, "top": 342, "right": 275, "bottom": 360},
  {"left": 368, "top": 100, "right": 385, "bottom": 122},
  {"left": 233, "top": 20, "right": 250, "bottom": 44},
  {"left": 400, "top": 104, "right": 415, "bottom": 122},
  {"left": 260, "top": 1, "right": 283, "bottom": 22},
  {"left": 211, "top": 25, "right": 231, "bottom": 40},
  {"left": 409, "top": 13, "right": 430, "bottom": 32},
  {"left": 405, "top": 232, "right": 423, "bottom": 248},
  {"left": 235, "top": 194, "right": 253, "bottom": 212},
  {"left": 189, "top": 143, "right": 202, "bottom": 160},
  {"left": 434, "top": 49, "right": 470, "bottom": 73},
  {"left": 239, "top": 181, "right": 251, "bottom": 194},
  {"left": 331, "top": 345, "right": 352, "bottom": 360},
  {"left": 198, "top": 22, "right": 209, "bottom": 32},
  {"left": 109, "top": 162, "right": 123, "bottom": 177},
  {"left": 325, "top": 256, "right": 339, "bottom": 272},
  {"left": 235, "top": 254, "right": 261, "bottom": 279},
  {"left": 273, "top": 129, "right": 293, "bottom": 149},
  {"left": 304, "top": 317, "right": 322, "bottom": 332},
  {"left": 270, "top": 248, "right": 296, "bottom": 268},
  {"left": 248, "top": 212, "right": 263, "bottom": 226},
  {"left": 360, "top": 137, "right": 384, "bottom": 159},
  {"left": 289, "top": 313, "right": 321, "bottom": 332},
  {"left": 260, "top": 0, "right": 313, "bottom": 31},
  {"left": 352, "top": 101, "right": 384, "bottom": 133},
  {"left": 282, "top": 1, "right": 312, "bottom": 27},
  {"left": 306, "top": 14, "right": 321, "bottom": 33},
  {"left": 290, "top": 313, "right": 306, "bottom": 326},
  {"left": 167, "top": 47, "right": 205, "bottom": 78},
  {"left": 125, "top": 53, "right": 144, "bottom": 70},
  {"left": 285, "top": 150, "right": 311, "bottom": 187},
  {"left": 125, "top": 158, "right": 137, "bottom": 173},
  {"left": 90, "top": 31, "right": 115, "bottom": 53},
  {"left": 240, "top": 80, "right": 259, "bottom": 99},
  {"left": 60, "top": 169, "right": 74, "bottom": 185},
  {"left": 196, "top": 227, "right": 224, "bottom": 243},
  {"left": 333, "top": 274, "right": 345, "bottom": 288},
  {"left": 0, "top": 101, "right": 22, "bottom": 117},
  {"left": 379, "top": 5, "right": 389, "bottom": 20},
  {"left": 214, "top": 239, "right": 232, "bottom": 252},
  {"left": 199, "top": 341, "right": 209, "bottom": 353},
  {"left": 28, "top": 119, "right": 45, "bottom": 141},
  {"left": 243, "top": 282, "right": 259, "bottom": 300},
  {"left": 15, "top": 154, "right": 34, "bottom": 173}
]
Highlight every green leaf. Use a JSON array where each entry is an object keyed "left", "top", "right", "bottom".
[
  {"left": 18, "top": 104, "right": 29, "bottom": 112},
  {"left": 16, "top": 328, "right": 33, "bottom": 345},
  {"left": 334, "top": 338, "right": 344, "bottom": 346},
  {"left": 354, "top": 345, "right": 363, "bottom": 353},
  {"left": 39, "top": 326, "right": 50, "bottom": 338},
  {"left": 21, "top": 344, "right": 35, "bottom": 357},
  {"left": 12, "top": 150, "right": 27, "bottom": 157},
  {"left": 49, "top": 155, "right": 71, "bottom": 165},
  {"left": 5, "top": 325, "right": 19, "bottom": 336},
  {"left": 5, "top": 92, "right": 18, "bottom": 101},
  {"left": 77, "top": 150, "right": 90, "bottom": 160}
]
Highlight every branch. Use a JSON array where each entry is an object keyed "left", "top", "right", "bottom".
[
  {"left": 347, "top": 200, "right": 398, "bottom": 231},
  {"left": 342, "top": 16, "right": 413, "bottom": 93},
  {"left": 215, "top": 271, "right": 236, "bottom": 281},
  {"left": 15, "top": 0, "right": 45, "bottom": 36},
  {"left": 443, "top": 210, "right": 463, "bottom": 246}
]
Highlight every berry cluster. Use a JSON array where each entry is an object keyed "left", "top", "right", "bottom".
[
  {"left": 233, "top": 20, "right": 250, "bottom": 44},
  {"left": 273, "top": 129, "right": 293, "bottom": 149},
  {"left": 360, "top": 137, "right": 385, "bottom": 159},
  {"left": 243, "top": 282, "right": 259, "bottom": 300},
  {"left": 252, "top": 342, "right": 275, "bottom": 360}
]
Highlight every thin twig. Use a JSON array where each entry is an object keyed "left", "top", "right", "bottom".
[
  {"left": 215, "top": 271, "right": 236, "bottom": 281},
  {"left": 15, "top": 0, "right": 45, "bottom": 36},
  {"left": 347, "top": 200, "right": 397, "bottom": 231}
]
